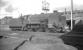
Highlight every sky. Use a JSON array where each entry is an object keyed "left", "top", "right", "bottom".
[{"left": 0, "top": 0, "right": 83, "bottom": 18}]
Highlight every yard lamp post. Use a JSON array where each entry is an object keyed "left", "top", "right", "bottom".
[{"left": 70, "top": 0, "right": 73, "bottom": 30}]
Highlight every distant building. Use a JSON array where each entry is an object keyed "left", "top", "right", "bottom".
[
  {"left": 62, "top": 10, "right": 83, "bottom": 28},
  {"left": 0, "top": 16, "right": 12, "bottom": 25},
  {"left": 0, "top": 19, "right": 1, "bottom": 24},
  {"left": 0, "top": 15, "right": 30, "bottom": 26},
  {"left": 63, "top": 10, "right": 83, "bottom": 20}
]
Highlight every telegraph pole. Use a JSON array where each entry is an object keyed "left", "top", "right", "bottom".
[
  {"left": 70, "top": 0, "right": 73, "bottom": 30},
  {"left": 42, "top": 0, "right": 50, "bottom": 14}
]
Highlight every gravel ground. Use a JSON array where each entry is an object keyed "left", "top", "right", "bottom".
[
  {"left": 0, "top": 37, "right": 25, "bottom": 50},
  {"left": 0, "top": 31, "right": 77, "bottom": 50}
]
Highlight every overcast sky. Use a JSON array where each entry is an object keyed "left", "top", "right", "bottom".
[{"left": 0, "top": 0, "right": 83, "bottom": 18}]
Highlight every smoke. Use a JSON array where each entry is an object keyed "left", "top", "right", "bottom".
[
  {"left": 0, "top": 0, "right": 17, "bottom": 14},
  {"left": 5, "top": 5, "right": 16, "bottom": 13},
  {"left": 0, "top": 0, "right": 8, "bottom": 8},
  {"left": 0, "top": 0, "right": 16, "bottom": 12}
]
